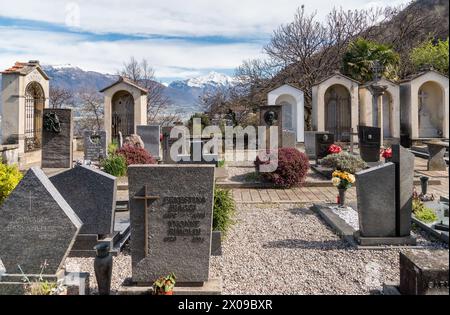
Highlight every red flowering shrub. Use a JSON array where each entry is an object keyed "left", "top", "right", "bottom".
[
  {"left": 328, "top": 144, "right": 343, "bottom": 154},
  {"left": 255, "top": 148, "right": 310, "bottom": 188},
  {"left": 117, "top": 145, "right": 156, "bottom": 166}
]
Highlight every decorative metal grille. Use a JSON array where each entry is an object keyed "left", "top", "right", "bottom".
[
  {"left": 24, "top": 82, "right": 44, "bottom": 152},
  {"left": 111, "top": 92, "right": 134, "bottom": 141},
  {"left": 325, "top": 88, "right": 351, "bottom": 142}
]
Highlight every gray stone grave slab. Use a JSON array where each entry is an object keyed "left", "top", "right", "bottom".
[
  {"left": 0, "top": 167, "right": 82, "bottom": 275},
  {"left": 425, "top": 141, "right": 448, "bottom": 171},
  {"left": 304, "top": 131, "right": 317, "bottom": 158},
  {"left": 137, "top": 125, "right": 161, "bottom": 159},
  {"left": 282, "top": 130, "right": 297, "bottom": 148},
  {"left": 392, "top": 145, "right": 415, "bottom": 237},
  {"left": 42, "top": 109, "right": 73, "bottom": 169},
  {"left": 358, "top": 126, "right": 381, "bottom": 163},
  {"left": 84, "top": 130, "right": 107, "bottom": 161},
  {"left": 356, "top": 163, "right": 396, "bottom": 238},
  {"left": 400, "top": 250, "right": 449, "bottom": 295},
  {"left": 49, "top": 165, "right": 117, "bottom": 236},
  {"left": 128, "top": 165, "right": 215, "bottom": 284}
]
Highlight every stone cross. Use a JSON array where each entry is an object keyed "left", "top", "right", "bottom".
[
  {"left": 418, "top": 90, "right": 428, "bottom": 111},
  {"left": 133, "top": 185, "right": 160, "bottom": 257},
  {"left": 372, "top": 60, "right": 383, "bottom": 82}
]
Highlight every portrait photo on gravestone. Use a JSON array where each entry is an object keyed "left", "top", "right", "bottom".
[{"left": 0, "top": 0, "right": 448, "bottom": 306}]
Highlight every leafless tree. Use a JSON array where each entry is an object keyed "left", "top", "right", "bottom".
[
  {"left": 119, "top": 57, "right": 179, "bottom": 125},
  {"left": 78, "top": 90, "right": 104, "bottom": 132},
  {"left": 49, "top": 86, "right": 74, "bottom": 109}
]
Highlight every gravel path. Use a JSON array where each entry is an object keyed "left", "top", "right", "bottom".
[
  {"left": 66, "top": 203, "right": 448, "bottom": 295},
  {"left": 209, "top": 203, "right": 448, "bottom": 295}
]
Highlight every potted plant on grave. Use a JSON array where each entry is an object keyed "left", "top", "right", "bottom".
[
  {"left": 332, "top": 171, "right": 356, "bottom": 207},
  {"left": 152, "top": 273, "right": 176, "bottom": 295},
  {"left": 381, "top": 147, "right": 393, "bottom": 162}
]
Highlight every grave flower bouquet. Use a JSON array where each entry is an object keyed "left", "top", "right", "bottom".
[
  {"left": 328, "top": 144, "right": 343, "bottom": 155},
  {"left": 381, "top": 147, "right": 393, "bottom": 160},
  {"left": 153, "top": 273, "right": 176, "bottom": 295},
  {"left": 332, "top": 170, "right": 356, "bottom": 190}
]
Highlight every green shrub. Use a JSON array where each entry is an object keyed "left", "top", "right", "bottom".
[
  {"left": 320, "top": 152, "right": 367, "bottom": 174},
  {"left": 213, "top": 187, "right": 236, "bottom": 235},
  {"left": 101, "top": 154, "right": 127, "bottom": 177},
  {"left": 413, "top": 199, "right": 438, "bottom": 223},
  {"left": 0, "top": 163, "right": 23, "bottom": 205},
  {"left": 411, "top": 38, "right": 449, "bottom": 75},
  {"left": 108, "top": 140, "right": 119, "bottom": 155}
]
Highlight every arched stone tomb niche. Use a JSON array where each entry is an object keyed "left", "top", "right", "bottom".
[
  {"left": 312, "top": 72, "right": 360, "bottom": 142},
  {"left": 0, "top": 61, "right": 49, "bottom": 169},
  {"left": 267, "top": 84, "right": 305, "bottom": 143},
  {"left": 100, "top": 76, "right": 148, "bottom": 146},
  {"left": 400, "top": 70, "right": 449, "bottom": 140},
  {"left": 359, "top": 78, "right": 401, "bottom": 142}
]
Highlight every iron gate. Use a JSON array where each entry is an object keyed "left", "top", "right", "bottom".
[
  {"left": 24, "top": 83, "right": 44, "bottom": 152},
  {"left": 325, "top": 88, "right": 351, "bottom": 142},
  {"left": 111, "top": 92, "right": 134, "bottom": 140}
]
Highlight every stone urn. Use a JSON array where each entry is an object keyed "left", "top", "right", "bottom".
[
  {"left": 338, "top": 189, "right": 347, "bottom": 207},
  {"left": 94, "top": 243, "right": 113, "bottom": 295}
]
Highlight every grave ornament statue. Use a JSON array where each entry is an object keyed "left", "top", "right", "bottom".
[{"left": 43, "top": 112, "right": 62, "bottom": 134}]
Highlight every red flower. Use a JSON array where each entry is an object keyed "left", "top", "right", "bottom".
[
  {"left": 382, "top": 148, "right": 393, "bottom": 159},
  {"left": 328, "top": 144, "right": 342, "bottom": 154}
]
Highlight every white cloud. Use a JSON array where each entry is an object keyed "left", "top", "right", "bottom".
[
  {"left": 0, "top": 28, "right": 265, "bottom": 79},
  {"left": 0, "top": 0, "right": 411, "bottom": 37}
]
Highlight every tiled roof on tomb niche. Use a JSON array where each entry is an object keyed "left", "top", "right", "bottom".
[
  {"left": 1, "top": 60, "right": 49, "bottom": 80},
  {"left": 99, "top": 76, "right": 148, "bottom": 94}
]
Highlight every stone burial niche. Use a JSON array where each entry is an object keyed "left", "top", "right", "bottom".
[
  {"left": 400, "top": 70, "right": 449, "bottom": 140},
  {"left": 1, "top": 61, "right": 50, "bottom": 169},
  {"left": 312, "top": 72, "right": 360, "bottom": 143},
  {"left": 100, "top": 76, "right": 148, "bottom": 146},
  {"left": 267, "top": 84, "right": 305, "bottom": 143}
]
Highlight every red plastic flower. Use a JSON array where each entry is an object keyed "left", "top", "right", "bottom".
[
  {"left": 328, "top": 144, "right": 342, "bottom": 154},
  {"left": 382, "top": 148, "right": 393, "bottom": 159}
]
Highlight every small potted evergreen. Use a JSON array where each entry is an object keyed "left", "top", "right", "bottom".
[{"left": 152, "top": 273, "right": 176, "bottom": 295}]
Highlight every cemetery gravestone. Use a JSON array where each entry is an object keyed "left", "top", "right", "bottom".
[
  {"left": 400, "top": 250, "right": 449, "bottom": 295},
  {"left": 315, "top": 132, "right": 334, "bottom": 164},
  {"left": 356, "top": 163, "right": 396, "bottom": 238},
  {"left": 137, "top": 125, "right": 161, "bottom": 160},
  {"left": 0, "top": 167, "right": 82, "bottom": 275},
  {"left": 358, "top": 126, "right": 381, "bottom": 163},
  {"left": 392, "top": 145, "right": 415, "bottom": 237},
  {"left": 50, "top": 166, "right": 116, "bottom": 236},
  {"left": 84, "top": 130, "right": 107, "bottom": 162},
  {"left": 304, "top": 131, "right": 317, "bottom": 158},
  {"left": 282, "top": 130, "right": 297, "bottom": 148},
  {"left": 260, "top": 106, "right": 282, "bottom": 149},
  {"left": 424, "top": 141, "right": 448, "bottom": 171},
  {"left": 128, "top": 165, "right": 215, "bottom": 284},
  {"left": 42, "top": 108, "right": 73, "bottom": 169}
]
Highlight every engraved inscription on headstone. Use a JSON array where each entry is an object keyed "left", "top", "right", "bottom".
[
  {"left": 128, "top": 165, "right": 215, "bottom": 284},
  {"left": 84, "top": 130, "right": 107, "bottom": 161}
]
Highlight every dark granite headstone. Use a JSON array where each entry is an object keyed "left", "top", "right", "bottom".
[
  {"left": 400, "top": 250, "right": 449, "bottom": 295},
  {"left": 137, "top": 125, "right": 161, "bottom": 159},
  {"left": 392, "top": 145, "right": 415, "bottom": 237},
  {"left": 84, "top": 130, "right": 107, "bottom": 161},
  {"left": 42, "top": 109, "right": 73, "bottom": 169},
  {"left": 0, "top": 167, "right": 81, "bottom": 275},
  {"left": 260, "top": 106, "right": 282, "bottom": 149},
  {"left": 358, "top": 126, "right": 381, "bottom": 163},
  {"left": 425, "top": 142, "right": 448, "bottom": 171},
  {"left": 315, "top": 132, "right": 334, "bottom": 163},
  {"left": 50, "top": 165, "right": 116, "bottom": 236},
  {"left": 128, "top": 165, "right": 215, "bottom": 284},
  {"left": 356, "top": 163, "right": 396, "bottom": 237}
]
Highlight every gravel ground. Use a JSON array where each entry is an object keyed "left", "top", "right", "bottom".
[
  {"left": 66, "top": 203, "right": 448, "bottom": 295},
  {"left": 209, "top": 203, "right": 448, "bottom": 295}
]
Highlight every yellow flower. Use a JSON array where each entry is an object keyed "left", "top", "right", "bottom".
[
  {"left": 347, "top": 174, "right": 356, "bottom": 184},
  {"left": 332, "top": 177, "right": 341, "bottom": 187}
]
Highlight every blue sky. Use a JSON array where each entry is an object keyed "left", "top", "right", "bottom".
[{"left": 0, "top": 0, "right": 410, "bottom": 83}]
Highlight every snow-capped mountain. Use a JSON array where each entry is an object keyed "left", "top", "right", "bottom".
[{"left": 177, "top": 71, "right": 236, "bottom": 89}]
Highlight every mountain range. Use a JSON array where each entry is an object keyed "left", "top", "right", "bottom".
[{"left": 41, "top": 65, "right": 236, "bottom": 118}]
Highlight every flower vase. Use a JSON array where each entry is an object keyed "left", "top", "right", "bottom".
[
  {"left": 94, "top": 243, "right": 113, "bottom": 296},
  {"left": 338, "top": 189, "right": 347, "bottom": 207}
]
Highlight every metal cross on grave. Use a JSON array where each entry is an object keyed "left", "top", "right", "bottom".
[{"left": 133, "top": 185, "right": 160, "bottom": 257}]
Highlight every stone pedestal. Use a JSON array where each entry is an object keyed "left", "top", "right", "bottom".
[{"left": 400, "top": 250, "right": 449, "bottom": 295}]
